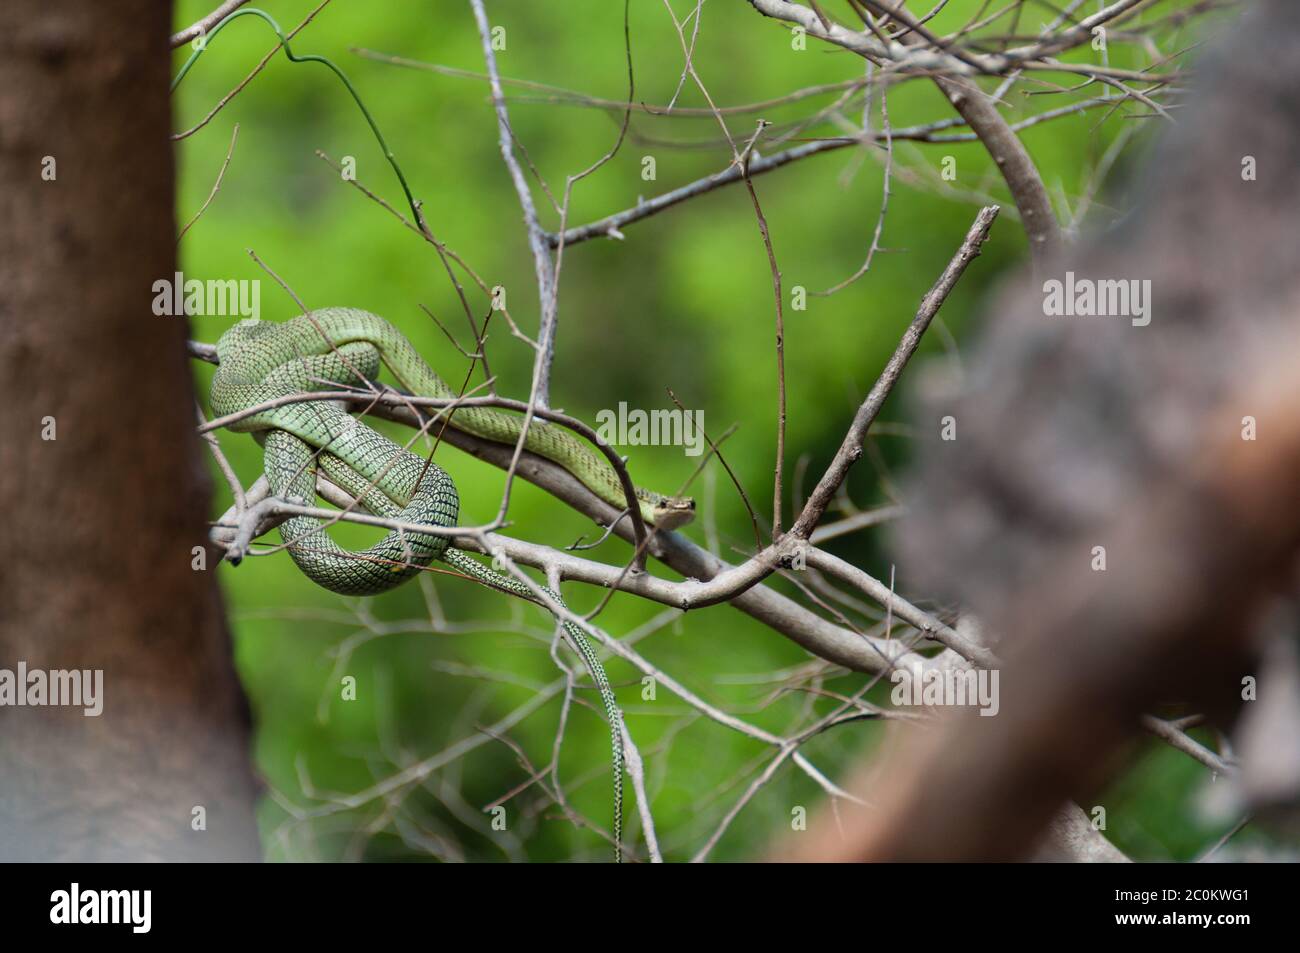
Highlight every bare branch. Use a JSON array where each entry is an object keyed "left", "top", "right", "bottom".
[
  {"left": 789, "top": 206, "right": 999, "bottom": 539},
  {"left": 468, "top": 0, "right": 559, "bottom": 407},
  {"left": 170, "top": 0, "right": 251, "bottom": 49},
  {"left": 177, "top": 123, "right": 239, "bottom": 243}
]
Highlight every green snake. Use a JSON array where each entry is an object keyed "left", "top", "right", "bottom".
[{"left": 210, "top": 308, "right": 694, "bottom": 861}]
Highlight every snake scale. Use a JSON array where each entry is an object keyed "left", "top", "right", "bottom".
[{"left": 211, "top": 308, "right": 694, "bottom": 862}]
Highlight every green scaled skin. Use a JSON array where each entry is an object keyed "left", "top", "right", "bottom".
[{"left": 211, "top": 308, "right": 633, "bottom": 860}]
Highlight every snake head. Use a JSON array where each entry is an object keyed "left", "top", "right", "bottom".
[{"left": 651, "top": 497, "right": 696, "bottom": 531}]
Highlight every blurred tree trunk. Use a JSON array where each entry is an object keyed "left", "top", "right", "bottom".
[
  {"left": 779, "top": 0, "right": 1300, "bottom": 862},
  {"left": 0, "top": 0, "right": 261, "bottom": 860}
]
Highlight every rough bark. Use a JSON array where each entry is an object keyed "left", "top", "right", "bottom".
[
  {"left": 0, "top": 0, "right": 261, "bottom": 860},
  {"left": 781, "top": 0, "right": 1300, "bottom": 861}
]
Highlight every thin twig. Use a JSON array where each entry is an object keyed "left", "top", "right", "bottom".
[
  {"left": 170, "top": 0, "right": 252, "bottom": 48},
  {"left": 790, "top": 206, "right": 999, "bottom": 538},
  {"left": 177, "top": 123, "right": 240, "bottom": 243}
]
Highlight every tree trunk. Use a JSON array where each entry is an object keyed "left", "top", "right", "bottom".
[{"left": 0, "top": 0, "right": 261, "bottom": 860}]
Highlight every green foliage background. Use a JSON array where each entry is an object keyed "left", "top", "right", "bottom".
[{"left": 174, "top": 0, "right": 1243, "bottom": 861}]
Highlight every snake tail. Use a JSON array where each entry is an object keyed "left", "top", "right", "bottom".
[{"left": 443, "top": 549, "right": 625, "bottom": 863}]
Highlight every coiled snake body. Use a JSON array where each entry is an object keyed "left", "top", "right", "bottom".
[{"left": 211, "top": 308, "right": 694, "bottom": 861}]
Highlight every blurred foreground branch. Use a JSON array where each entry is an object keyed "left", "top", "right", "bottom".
[{"left": 781, "top": 0, "right": 1300, "bottom": 861}]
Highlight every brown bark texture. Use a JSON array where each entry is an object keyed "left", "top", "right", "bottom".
[
  {"left": 782, "top": 0, "right": 1300, "bottom": 861},
  {"left": 0, "top": 0, "right": 261, "bottom": 860}
]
